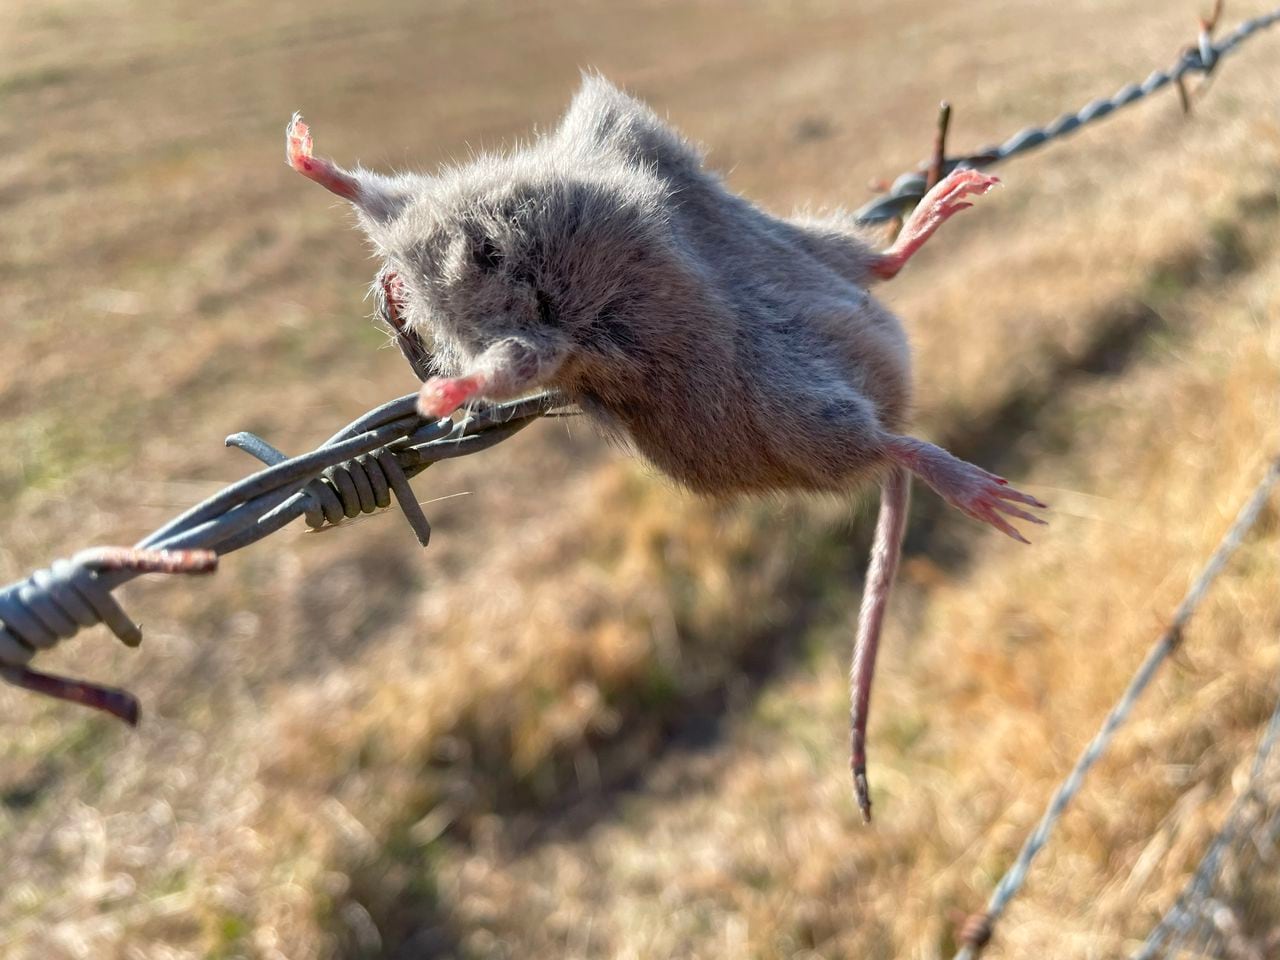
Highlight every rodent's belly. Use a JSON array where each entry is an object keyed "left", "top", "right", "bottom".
[
  {"left": 637, "top": 437, "right": 790, "bottom": 495},
  {"left": 574, "top": 306, "right": 911, "bottom": 495},
  {"left": 602, "top": 398, "right": 886, "bottom": 497}
]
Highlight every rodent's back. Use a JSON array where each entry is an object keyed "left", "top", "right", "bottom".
[{"left": 544, "top": 79, "right": 913, "bottom": 492}]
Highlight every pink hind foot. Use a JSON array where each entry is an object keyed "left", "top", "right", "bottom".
[
  {"left": 870, "top": 169, "right": 1001, "bottom": 280},
  {"left": 884, "top": 436, "right": 1047, "bottom": 543}
]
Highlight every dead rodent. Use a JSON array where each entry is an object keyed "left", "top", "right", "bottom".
[{"left": 287, "top": 74, "right": 1047, "bottom": 821}]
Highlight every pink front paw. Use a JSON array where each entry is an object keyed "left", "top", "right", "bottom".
[
  {"left": 286, "top": 113, "right": 314, "bottom": 167},
  {"left": 285, "top": 113, "right": 360, "bottom": 200},
  {"left": 871, "top": 169, "right": 1002, "bottom": 280},
  {"left": 417, "top": 374, "right": 485, "bottom": 419},
  {"left": 933, "top": 169, "right": 1000, "bottom": 204},
  {"left": 911, "top": 170, "right": 1001, "bottom": 233}
]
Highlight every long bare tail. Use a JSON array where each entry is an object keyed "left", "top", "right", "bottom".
[{"left": 849, "top": 466, "right": 910, "bottom": 823}]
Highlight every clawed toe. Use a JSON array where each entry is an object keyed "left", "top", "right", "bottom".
[
  {"left": 938, "top": 169, "right": 1000, "bottom": 200},
  {"left": 980, "top": 509, "right": 1030, "bottom": 545},
  {"left": 946, "top": 477, "right": 1048, "bottom": 543},
  {"left": 994, "top": 500, "right": 1046, "bottom": 526},
  {"left": 995, "top": 485, "right": 1050, "bottom": 510},
  {"left": 964, "top": 479, "right": 1049, "bottom": 543},
  {"left": 286, "top": 113, "right": 313, "bottom": 164},
  {"left": 883, "top": 436, "right": 1048, "bottom": 543}
]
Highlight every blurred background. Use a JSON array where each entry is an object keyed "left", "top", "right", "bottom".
[{"left": 2, "top": 1, "right": 1279, "bottom": 957}]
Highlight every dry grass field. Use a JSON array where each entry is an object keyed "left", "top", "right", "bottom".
[{"left": 2, "top": 1, "right": 1279, "bottom": 957}]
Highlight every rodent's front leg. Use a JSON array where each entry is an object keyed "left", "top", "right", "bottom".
[
  {"left": 416, "top": 337, "right": 556, "bottom": 419},
  {"left": 286, "top": 114, "right": 362, "bottom": 201},
  {"left": 868, "top": 169, "right": 1000, "bottom": 281}
]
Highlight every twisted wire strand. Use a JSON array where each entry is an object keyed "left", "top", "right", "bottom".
[
  {"left": 855, "top": 5, "right": 1280, "bottom": 224},
  {"left": 0, "top": 3, "right": 1275, "bottom": 942},
  {"left": 0, "top": 392, "right": 564, "bottom": 723},
  {"left": 1132, "top": 659, "right": 1280, "bottom": 960},
  {"left": 954, "top": 456, "right": 1280, "bottom": 959},
  {"left": 224, "top": 431, "right": 433, "bottom": 546}
]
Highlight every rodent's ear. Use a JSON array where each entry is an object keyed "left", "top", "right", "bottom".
[
  {"left": 557, "top": 74, "right": 705, "bottom": 179},
  {"left": 285, "top": 113, "right": 407, "bottom": 223}
]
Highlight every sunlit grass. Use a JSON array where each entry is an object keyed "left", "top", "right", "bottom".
[{"left": 1, "top": 0, "right": 1278, "bottom": 957}]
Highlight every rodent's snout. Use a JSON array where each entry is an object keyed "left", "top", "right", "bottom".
[{"left": 485, "top": 334, "right": 567, "bottom": 391}]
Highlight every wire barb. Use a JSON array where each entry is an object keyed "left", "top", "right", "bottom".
[
  {"left": 0, "top": 547, "right": 217, "bottom": 723},
  {"left": 958, "top": 912, "right": 994, "bottom": 952},
  {"left": 855, "top": 3, "right": 1280, "bottom": 224},
  {"left": 926, "top": 100, "right": 953, "bottom": 192},
  {"left": 0, "top": 392, "right": 568, "bottom": 721}
]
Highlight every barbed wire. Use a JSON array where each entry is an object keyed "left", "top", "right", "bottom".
[
  {"left": 1133, "top": 670, "right": 1280, "bottom": 960},
  {"left": 1, "top": 2, "right": 1278, "bottom": 953},
  {"left": 0, "top": 392, "right": 565, "bottom": 723},
  {"left": 954, "top": 457, "right": 1280, "bottom": 959},
  {"left": 854, "top": 2, "right": 1280, "bottom": 225}
]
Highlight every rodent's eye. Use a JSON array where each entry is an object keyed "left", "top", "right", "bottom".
[{"left": 472, "top": 236, "right": 503, "bottom": 272}]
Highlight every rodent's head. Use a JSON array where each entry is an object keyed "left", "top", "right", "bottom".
[
  {"left": 288, "top": 113, "right": 670, "bottom": 394},
  {"left": 370, "top": 172, "right": 579, "bottom": 381}
]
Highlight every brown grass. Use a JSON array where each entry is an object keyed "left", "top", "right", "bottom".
[{"left": 1, "top": 1, "right": 1279, "bottom": 957}]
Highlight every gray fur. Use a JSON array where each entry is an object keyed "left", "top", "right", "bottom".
[
  {"left": 296, "top": 76, "right": 1047, "bottom": 821},
  {"left": 352, "top": 74, "right": 909, "bottom": 496}
]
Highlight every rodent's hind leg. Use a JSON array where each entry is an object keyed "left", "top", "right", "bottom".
[{"left": 882, "top": 434, "right": 1047, "bottom": 542}]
